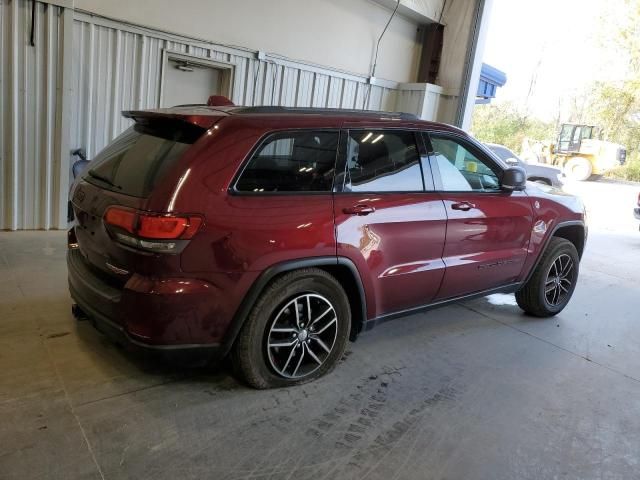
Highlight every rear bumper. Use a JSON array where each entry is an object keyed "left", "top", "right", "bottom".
[
  {"left": 71, "top": 288, "right": 221, "bottom": 364},
  {"left": 67, "top": 247, "right": 224, "bottom": 363}
]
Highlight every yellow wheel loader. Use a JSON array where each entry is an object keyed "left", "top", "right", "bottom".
[{"left": 543, "top": 124, "right": 626, "bottom": 181}]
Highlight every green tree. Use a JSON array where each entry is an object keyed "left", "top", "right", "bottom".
[
  {"left": 471, "top": 102, "right": 555, "bottom": 154},
  {"left": 585, "top": 0, "right": 640, "bottom": 179}
]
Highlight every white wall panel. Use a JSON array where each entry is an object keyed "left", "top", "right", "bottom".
[
  {"left": 73, "top": 0, "right": 427, "bottom": 83},
  {"left": 70, "top": 12, "right": 413, "bottom": 163},
  {"left": 0, "top": 0, "right": 66, "bottom": 230}
]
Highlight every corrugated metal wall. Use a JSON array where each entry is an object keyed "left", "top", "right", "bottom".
[
  {"left": 1, "top": 3, "right": 440, "bottom": 230},
  {"left": 71, "top": 12, "right": 399, "bottom": 160},
  {"left": 0, "top": 0, "right": 65, "bottom": 230}
]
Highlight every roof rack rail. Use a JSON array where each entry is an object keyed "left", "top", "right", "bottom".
[
  {"left": 228, "top": 106, "right": 419, "bottom": 120},
  {"left": 171, "top": 104, "right": 209, "bottom": 108}
]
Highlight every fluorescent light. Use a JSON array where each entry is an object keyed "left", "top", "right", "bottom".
[
  {"left": 362, "top": 132, "right": 373, "bottom": 142},
  {"left": 371, "top": 134, "right": 384, "bottom": 144}
]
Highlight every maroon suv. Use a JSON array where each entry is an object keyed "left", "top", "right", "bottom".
[{"left": 68, "top": 106, "right": 587, "bottom": 388}]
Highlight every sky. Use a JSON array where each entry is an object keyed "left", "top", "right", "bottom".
[{"left": 481, "top": 0, "right": 628, "bottom": 121}]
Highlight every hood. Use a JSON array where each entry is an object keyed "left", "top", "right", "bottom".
[{"left": 528, "top": 182, "right": 584, "bottom": 213}]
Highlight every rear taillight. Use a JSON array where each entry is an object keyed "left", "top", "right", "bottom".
[
  {"left": 104, "top": 206, "right": 203, "bottom": 253},
  {"left": 637, "top": 192, "right": 640, "bottom": 207}
]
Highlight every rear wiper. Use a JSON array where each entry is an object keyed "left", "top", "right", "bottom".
[{"left": 87, "top": 170, "right": 121, "bottom": 189}]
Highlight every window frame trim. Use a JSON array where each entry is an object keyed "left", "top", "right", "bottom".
[
  {"left": 333, "top": 127, "right": 433, "bottom": 195},
  {"left": 229, "top": 128, "right": 342, "bottom": 196},
  {"left": 425, "top": 130, "right": 509, "bottom": 194}
]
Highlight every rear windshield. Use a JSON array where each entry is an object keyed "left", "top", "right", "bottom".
[{"left": 83, "top": 120, "right": 204, "bottom": 197}]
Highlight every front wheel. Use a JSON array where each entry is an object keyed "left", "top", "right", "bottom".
[
  {"left": 516, "top": 237, "right": 580, "bottom": 317},
  {"left": 231, "top": 268, "right": 351, "bottom": 389},
  {"left": 565, "top": 157, "right": 593, "bottom": 181}
]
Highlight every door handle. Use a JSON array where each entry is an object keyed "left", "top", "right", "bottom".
[
  {"left": 451, "top": 202, "right": 476, "bottom": 211},
  {"left": 343, "top": 204, "right": 376, "bottom": 216}
]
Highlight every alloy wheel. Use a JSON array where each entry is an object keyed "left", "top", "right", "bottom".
[
  {"left": 545, "top": 253, "right": 574, "bottom": 307},
  {"left": 266, "top": 293, "right": 338, "bottom": 379}
]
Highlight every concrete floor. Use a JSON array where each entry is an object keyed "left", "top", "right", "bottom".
[{"left": 2, "top": 179, "right": 640, "bottom": 480}]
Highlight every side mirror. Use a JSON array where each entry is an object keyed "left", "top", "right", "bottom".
[{"left": 501, "top": 166, "right": 527, "bottom": 191}]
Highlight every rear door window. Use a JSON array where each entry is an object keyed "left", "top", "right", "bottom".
[
  {"left": 335, "top": 130, "right": 424, "bottom": 192},
  {"left": 235, "top": 130, "right": 339, "bottom": 192},
  {"left": 84, "top": 121, "right": 203, "bottom": 197}
]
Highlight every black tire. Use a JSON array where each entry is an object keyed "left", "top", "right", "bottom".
[
  {"left": 565, "top": 157, "right": 593, "bottom": 181},
  {"left": 231, "top": 268, "right": 351, "bottom": 389},
  {"left": 516, "top": 237, "right": 580, "bottom": 317}
]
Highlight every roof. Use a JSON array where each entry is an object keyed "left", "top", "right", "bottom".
[
  {"left": 159, "top": 105, "right": 419, "bottom": 120},
  {"left": 477, "top": 63, "right": 507, "bottom": 104},
  {"left": 122, "top": 105, "right": 464, "bottom": 134},
  {"left": 480, "top": 63, "right": 507, "bottom": 86},
  {"left": 226, "top": 106, "right": 418, "bottom": 120}
]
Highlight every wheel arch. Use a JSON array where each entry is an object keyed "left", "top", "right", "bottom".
[
  {"left": 221, "top": 257, "right": 367, "bottom": 357},
  {"left": 523, "top": 220, "right": 586, "bottom": 285},
  {"left": 553, "top": 223, "right": 586, "bottom": 259}
]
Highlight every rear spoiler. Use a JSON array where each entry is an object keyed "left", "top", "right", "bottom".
[
  {"left": 122, "top": 108, "right": 227, "bottom": 130},
  {"left": 122, "top": 110, "right": 225, "bottom": 143}
]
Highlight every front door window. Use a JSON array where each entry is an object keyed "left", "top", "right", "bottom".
[{"left": 430, "top": 136, "right": 501, "bottom": 192}]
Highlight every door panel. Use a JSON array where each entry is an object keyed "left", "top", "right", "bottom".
[
  {"left": 334, "top": 194, "right": 447, "bottom": 317},
  {"left": 436, "top": 191, "right": 533, "bottom": 299},
  {"left": 333, "top": 128, "right": 447, "bottom": 318},
  {"left": 426, "top": 132, "right": 534, "bottom": 299}
]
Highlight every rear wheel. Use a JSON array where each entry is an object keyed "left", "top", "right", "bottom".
[
  {"left": 516, "top": 237, "right": 579, "bottom": 317},
  {"left": 565, "top": 157, "right": 593, "bottom": 181},
  {"left": 231, "top": 268, "right": 351, "bottom": 389}
]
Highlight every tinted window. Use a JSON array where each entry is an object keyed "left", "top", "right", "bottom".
[
  {"left": 430, "top": 136, "right": 500, "bottom": 192},
  {"left": 84, "top": 122, "right": 202, "bottom": 197},
  {"left": 236, "top": 131, "right": 338, "bottom": 192},
  {"left": 336, "top": 130, "right": 423, "bottom": 192}
]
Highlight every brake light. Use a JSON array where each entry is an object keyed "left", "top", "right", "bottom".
[
  {"left": 104, "top": 208, "right": 136, "bottom": 234},
  {"left": 637, "top": 192, "right": 640, "bottom": 207},
  {"left": 138, "top": 215, "right": 202, "bottom": 239},
  {"left": 104, "top": 206, "right": 203, "bottom": 253}
]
